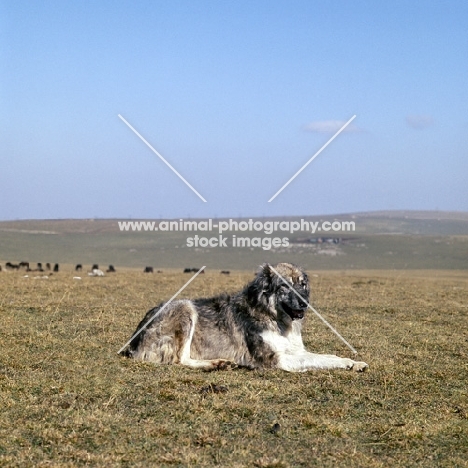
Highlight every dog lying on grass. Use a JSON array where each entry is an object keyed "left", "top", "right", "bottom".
[{"left": 121, "top": 263, "right": 368, "bottom": 372}]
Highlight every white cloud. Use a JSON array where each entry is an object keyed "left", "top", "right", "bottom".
[
  {"left": 406, "top": 115, "right": 434, "bottom": 129},
  {"left": 304, "top": 120, "right": 362, "bottom": 133}
]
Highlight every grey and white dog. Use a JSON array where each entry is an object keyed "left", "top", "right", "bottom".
[{"left": 121, "top": 263, "right": 368, "bottom": 372}]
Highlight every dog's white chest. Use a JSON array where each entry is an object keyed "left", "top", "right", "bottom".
[{"left": 260, "top": 325, "right": 304, "bottom": 355}]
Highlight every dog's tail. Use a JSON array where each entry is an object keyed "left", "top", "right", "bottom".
[{"left": 118, "top": 304, "right": 164, "bottom": 358}]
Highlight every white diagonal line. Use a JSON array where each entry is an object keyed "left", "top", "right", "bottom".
[
  {"left": 117, "top": 266, "right": 206, "bottom": 354},
  {"left": 268, "top": 115, "right": 356, "bottom": 202},
  {"left": 118, "top": 114, "right": 207, "bottom": 202},
  {"left": 269, "top": 265, "right": 358, "bottom": 354}
]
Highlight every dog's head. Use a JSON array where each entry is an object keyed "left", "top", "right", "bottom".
[{"left": 246, "top": 263, "right": 310, "bottom": 321}]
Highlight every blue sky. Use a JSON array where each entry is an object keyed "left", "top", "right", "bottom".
[{"left": 1, "top": 0, "right": 467, "bottom": 220}]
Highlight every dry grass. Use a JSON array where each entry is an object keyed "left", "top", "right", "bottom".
[{"left": 0, "top": 269, "right": 467, "bottom": 467}]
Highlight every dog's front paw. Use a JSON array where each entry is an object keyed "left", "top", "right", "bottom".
[{"left": 351, "top": 361, "right": 368, "bottom": 372}]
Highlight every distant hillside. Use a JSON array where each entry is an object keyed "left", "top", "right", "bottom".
[{"left": 1, "top": 211, "right": 468, "bottom": 270}]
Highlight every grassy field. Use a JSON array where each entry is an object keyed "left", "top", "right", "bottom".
[{"left": 0, "top": 268, "right": 467, "bottom": 467}]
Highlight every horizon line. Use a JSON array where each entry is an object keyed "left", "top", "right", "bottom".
[{"left": 0, "top": 209, "right": 467, "bottom": 223}]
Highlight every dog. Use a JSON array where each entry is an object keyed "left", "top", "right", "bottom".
[{"left": 120, "top": 263, "right": 368, "bottom": 372}]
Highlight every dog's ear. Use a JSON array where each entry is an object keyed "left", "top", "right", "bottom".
[
  {"left": 260, "top": 263, "right": 276, "bottom": 290},
  {"left": 246, "top": 263, "right": 274, "bottom": 306},
  {"left": 260, "top": 263, "right": 273, "bottom": 279}
]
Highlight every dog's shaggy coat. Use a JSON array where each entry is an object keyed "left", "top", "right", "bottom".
[{"left": 121, "top": 263, "right": 368, "bottom": 372}]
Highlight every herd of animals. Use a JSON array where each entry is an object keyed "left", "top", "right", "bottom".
[{"left": 0, "top": 262, "right": 230, "bottom": 275}]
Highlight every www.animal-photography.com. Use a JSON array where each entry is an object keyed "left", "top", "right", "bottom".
[{"left": 2, "top": 2, "right": 467, "bottom": 467}]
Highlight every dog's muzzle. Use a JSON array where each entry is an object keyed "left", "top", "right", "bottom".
[{"left": 281, "top": 302, "right": 307, "bottom": 320}]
